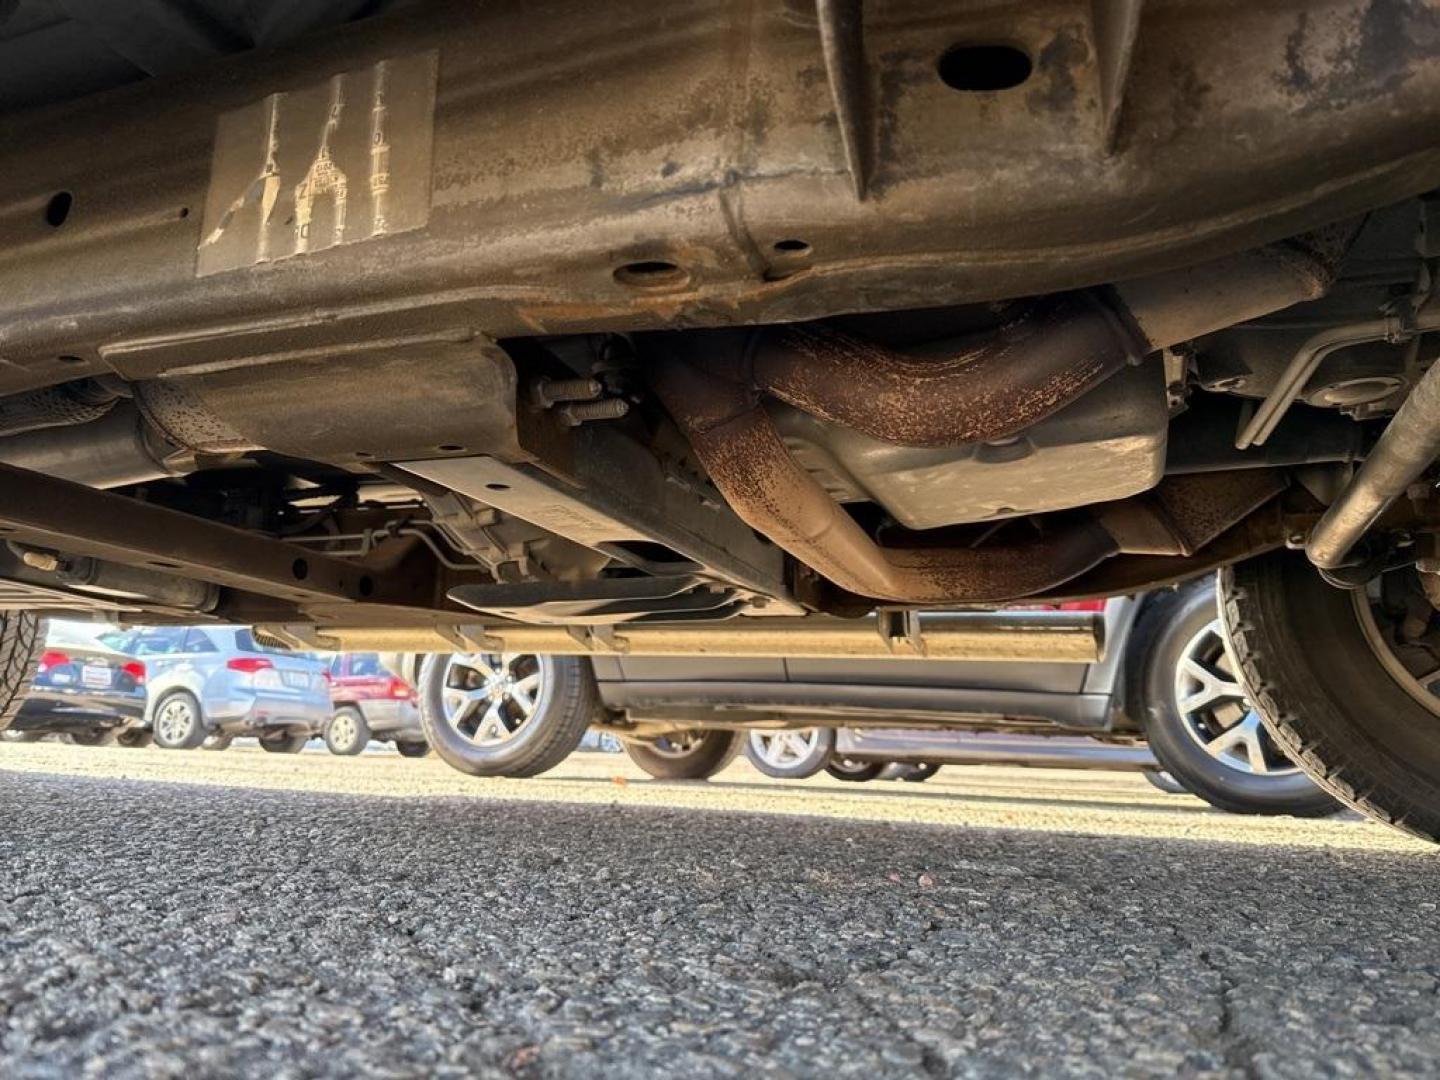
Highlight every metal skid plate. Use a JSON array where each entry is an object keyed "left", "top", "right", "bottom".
[{"left": 398, "top": 424, "right": 793, "bottom": 607}]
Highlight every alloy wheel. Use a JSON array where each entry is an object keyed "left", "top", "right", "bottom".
[
  {"left": 748, "top": 729, "right": 822, "bottom": 770},
  {"left": 1173, "top": 619, "right": 1298, "bottom": 776},
  {"left": 439, "top": 653, "right": 549, "bottom": 747},
  {"left": 155, "top": 696, "right": 198, "bottom": 746}
]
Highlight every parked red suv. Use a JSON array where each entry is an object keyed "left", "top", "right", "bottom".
[{"left": 324, "top": 654, "right": 429, "bottom": 759}]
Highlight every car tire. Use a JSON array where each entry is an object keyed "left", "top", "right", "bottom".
[
  {"left": 624, "top": 730, "right": 742, "bottom": 780},
  {"left": 743, "top": 728, "right": 834, "bottom": 779},
  {"left": 1221, "top": 551, "right": 1440, "bottom": 842},
  {"left": 0, "top": 612, "right": 44, "bottom": 733},
  {"left": 324, "top": 706, "right": 369, "bottom": 756},
  {"left": 259, "top": 733, "right": 309, "bottom": 754},
  {"left": 201, "top": 733, "right": 233, "bottom": 751},
  {"left": 395, "top": 740, "right": 430, "bottom": 758},
  {"left": 67, "top": 730, "right": 117, "bottom": 747},
  {"left": 151, "top": 690, "right": 207, "bottom": 750},
  {"left": 1141, "top": 768, "right": 1188, "bottom": 795},
  {"left": 825, "top": 757, "right": 886, "bottom": 782},
  {"left": 1, "top": 729, "right": 45, "bottom": 743},
  {"left": 1129, "top": 575, "right": 1337, "bottom": 817},
  {"left": 884, "top": 762, "right": 941, "bottom": 782},
  {"left": 418, "top": 652, "right": 596, "bottom": 778},
  {"left": 115, "top": 729, "right": 154, "bottom": 749}
]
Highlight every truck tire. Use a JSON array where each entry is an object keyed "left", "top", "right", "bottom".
[
  {"left": 1128, "top": 576, "right": 1337, "bottom": 817},
  {"left": 1221, "top": 550, "right": 1440, "bottom": 842},
  {"left": 0, "top": 612, "right": 44, "bottom": 733}
]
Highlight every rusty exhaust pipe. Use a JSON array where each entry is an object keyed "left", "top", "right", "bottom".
[
  {"left": 739, "top": 235, "right": 1342, "bottom": 447},
  {"left": 650, "top": 235, "right": 1340, "bottom": 603}
]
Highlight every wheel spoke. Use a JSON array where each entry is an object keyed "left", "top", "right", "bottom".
[
  {"left": 1238, "top": 714, "right": 1271, "bottom": 774},
  {"left": 1202, "top": 721, "right": 1248, "bottom": 760},
  {"left": 446, "top": 690, "right": 483, "bottom": 732},
  {"left": 509, "top": 685, "right": 535, "bottom": 716},
  {"left": 476, "top": 702, "right": 505, "bottom": 743},
  {"left": 1177, "top": 656, "right": 1245, "bottom": 714}
]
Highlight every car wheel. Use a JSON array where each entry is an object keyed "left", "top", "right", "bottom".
[
  {"left": 623, "top": 730, "right": 742, "bottom": 780},
  {"left": 395, "top": 740, "right": 430, "bottom": 758},
  {"left": 419, "top": 652, "right": 595, "bottom": 777},
  {"left": 324, "top": 706, "right": 370, "bottom": 756},
  {"left": 115, "top": 729, "right": 154, "bottom": 749},
  {"left": 825, "top": 757, "right": 886, "bottom": 782},
  {"left": 152, "top": 691, "right": 206, "bottom": 749},
  {"left": 201, "top": 733, "right": 233, "bottom": 751},
  {"left": 1129, "top": 575, "right": 1338, "bottom": 817},
  {"left": 743, "top": 727, "right": 834, "bottom": 779},
  {"left": 259, "top": 733, "right": 309, "bottom": 754},
  {"left": 1, "top": 729, "right": 44, "bottom": 743},
  {"left": 66, "top": 730, "right": 117, "bottom": 747},
  {"left": 1141, "top": 768, "right": 1189, "bottom": 795},
  {"left": 884, "top": 762, "right": 941, "bottom": 782},
  {"left": 0, "top": 612, "right": 44, "bottom": 733},
  {"left": 1222, "top": 551, "right": 1440, "bottom": 842}
]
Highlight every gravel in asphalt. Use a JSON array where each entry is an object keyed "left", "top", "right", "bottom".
[{"left": 0, "top": 747, "right": 1437, "bottom": 1078}]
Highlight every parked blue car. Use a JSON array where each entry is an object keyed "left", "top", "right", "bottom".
[{"left": 110, "top": 626, "right": 330, "bottom": 753}]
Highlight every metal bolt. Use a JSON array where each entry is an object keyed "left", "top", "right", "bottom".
[
  {"left": 531, "top": 377, "right": 602, "bottom": 409},
  {"left": 557, "top": 398, "right": 630, "bottom": 427}
]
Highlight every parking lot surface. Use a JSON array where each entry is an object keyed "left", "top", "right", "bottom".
[{"left": 1, "top": 744, "right": 1437, "bottom": 1078}]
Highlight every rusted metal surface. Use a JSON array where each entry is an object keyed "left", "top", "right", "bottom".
[
  {"left": 650, "top": 237, "right": 1312, "bottom": 603},
  {"left": 1028, "top": 510, "right": 1290, "bottom": 603},
  {"left": 1096, "top": 470, "right": 1288, "bottom": 558},
  {"left": 653, "top": 356, "right": 1122, "bottom": 603},
  {"left": 1148, "top": 471, "right": 1290, "bottom": 556},
  {"left": 0, "top": 380, "right": 124, "bottom": 439},
  {"left": 663, "top": 236, "right": 1337, "bottom": 450},
  {"left": 0, "top": 0, "right": 1437, "bottom": 398},
  {"left": 753, "top": 292, "right": 1143, "bottom": 447}
]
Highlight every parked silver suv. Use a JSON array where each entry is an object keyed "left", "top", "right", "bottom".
[{"left": 112, "top": 626, "right": 330, "bottom": 753}]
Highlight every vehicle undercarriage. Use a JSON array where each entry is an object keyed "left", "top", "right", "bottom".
[{"left": 5, "top": 0, "right": 1440, "bottom": 833}]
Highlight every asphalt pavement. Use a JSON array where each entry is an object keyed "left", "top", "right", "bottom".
[{"left": 0, "top": 745, "right": 1437, "bottom": 1078}]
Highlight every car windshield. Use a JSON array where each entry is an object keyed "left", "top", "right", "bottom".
[{"left": 113, "top": 628, "right": 191, "bottom": 655}]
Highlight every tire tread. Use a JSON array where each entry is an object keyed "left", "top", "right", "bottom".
[
  {"left": 1221, "top": 557, "right": 1440, "bottom": 842},
  {"left": 0, "top": 613, "right": 44, "bottom": 732}
]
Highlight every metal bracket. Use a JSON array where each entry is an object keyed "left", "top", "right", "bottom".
[{"left": 877, "top": 609, "right": 925, "bottom": 657}]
